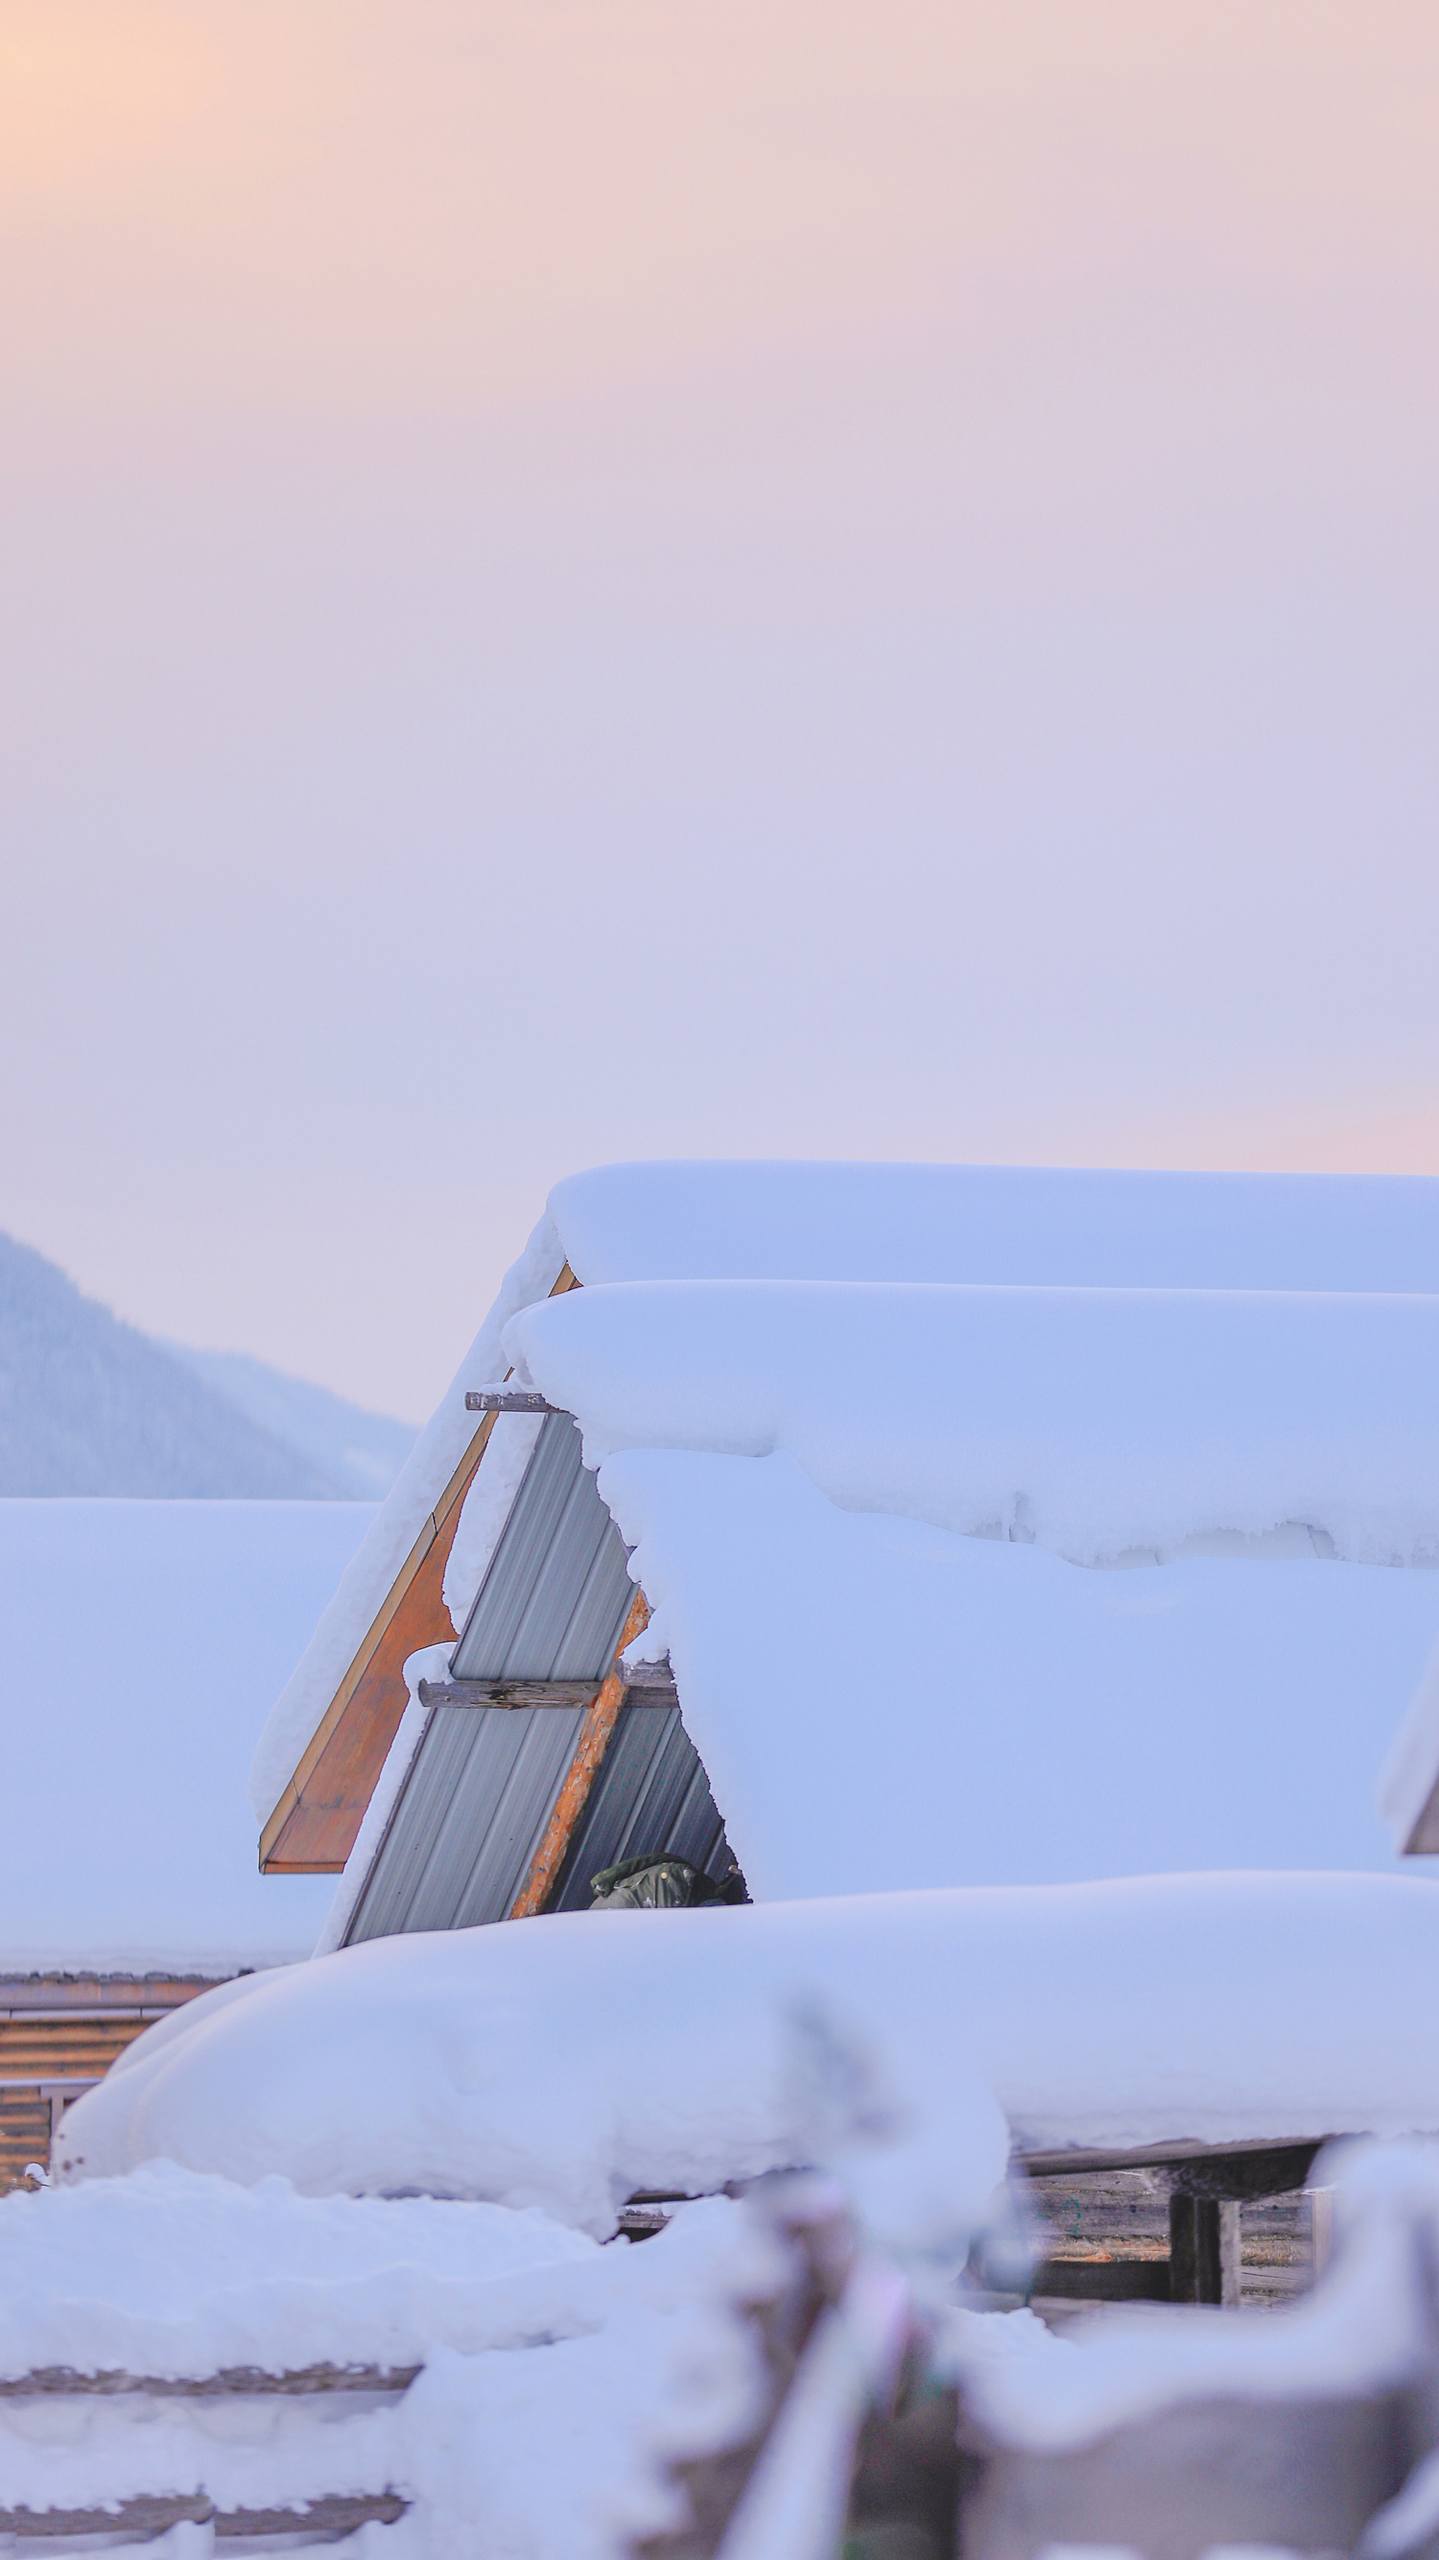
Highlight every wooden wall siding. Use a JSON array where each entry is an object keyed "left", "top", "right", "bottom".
[
  {"left": 0, "top": 1979, "right": 216, "bottom": 2193},
  {"left": 260, "top": 1264, "right": 578, "bottom": 1875}
]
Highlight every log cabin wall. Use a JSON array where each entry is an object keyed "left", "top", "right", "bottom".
[{"left": 0, "top": 1976, "right": 223, "bottom": 2191}]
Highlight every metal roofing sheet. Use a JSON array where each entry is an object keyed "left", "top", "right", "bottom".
[
  {"left": 550, "top": 1703, "right": 734, "bottom": 1912},
  {"left": 450, "top": 1411, "right": 634, "bottom": 1683},
  {"left": 346, "top": 1701, "right": 587, "bottom": 1941},
  {"left": 344, "top": 1407, "right": 737, "bottom": 1944}
]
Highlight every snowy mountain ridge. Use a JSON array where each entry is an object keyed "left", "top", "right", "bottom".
[{"left": 0, "top": 1230, "right": 414, "bottom": 1499}]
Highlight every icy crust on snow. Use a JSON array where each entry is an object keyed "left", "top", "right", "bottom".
[
  {"left": 0, "top": 1499, "right": 372, "bottom": 1968},
  {"left": 548, "top": 1160, "right": 1439, "bottom": 1293},
  {"left": 599, "top": 1450, "right": 1437, "bottom": 1895},
  {"left": 54, "top": 1876, "right": 1439, "bottom": 2218},
  {"left": 249, "top": 1216, "right": 564, "bottom": 1827},
  {"left": 509, "top": 1279, "right": 1439, "bottom": 1567}
]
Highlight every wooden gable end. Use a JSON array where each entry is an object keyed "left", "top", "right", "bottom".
[{"left": 259, "top": 1266, "right": 579, "bottom": 1876}]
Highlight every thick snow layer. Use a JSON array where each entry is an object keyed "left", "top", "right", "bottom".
[
  {"left": 56, "top": 1896, "right": 1020, "bottom": 2228},
  {"left": 600, "top": 1449, "right": 1437, "bottom": 1894},
  {"left": 251, "top": 1157, "right": 1439, "bottom": 1833},
  {"left": 0, "top": 1499, "right": 372, "bottom": 1968},
  {"left": 250, "top": 1215, "right": 564, "bottom": 1826},
  {"left": 548, "top": 1161, "right": 1439, "bottom": 1293},
  {"left": 509, "top": 1279, "right": 1439, "bottom": 1566},
  {"left": 0, "top": 2164, "right": 595, "bottom": 2377},
  {"left": 0, "top": 2172, "right": 760, "bottom": 2557},
  {"left": 54, "top": 1876, "right": 1439, "bottom": 2215}
]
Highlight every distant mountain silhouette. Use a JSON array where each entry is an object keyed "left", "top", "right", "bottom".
[
  {"left": 166, "top": 1342, "right": 414, "bottom": 1501},
  {"left": 0, "top": 1231, "right": 414, "bottom": 1498}
]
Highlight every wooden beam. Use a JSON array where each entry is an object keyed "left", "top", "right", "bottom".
[
  {"left": 507, "top": 1589, "right": 652, "bottom": 1919},
  {"left": 1168, "top": 2191, "right": 1241, "bottom": 2304},
  {"left": 419, "top": 1677, "right": 598, "bottom": 1710},
  {"left": 1169, "top": 2142, "right": 1319, "bottom": 2203},
  {"left": 417, "top": 1665, "right": 677, "bottom": 1712},
  {"left": 0, "top": 2495, "right": 406, "bottom": 2538},
  {"left": 464, "top": 1387, "right": 557, "bottom": 1414},
  {"left": 0, "top": 2363, "right": 417, "bottom": 2398},
  {"left": 1022, "top": 2133, "right": 1330, "bottom": 2182},
  {"left": 1031, "top": 2258, "right": 1171, "bottom": 2305},
  {"left": 259, "top": 1264, "right": 580, "bottom": 1872}
]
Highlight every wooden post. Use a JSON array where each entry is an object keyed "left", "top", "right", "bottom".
[{"left": 1168, "top": 2191, "right": 1241, "bottom": 2303}]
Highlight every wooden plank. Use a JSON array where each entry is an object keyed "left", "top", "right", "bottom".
[
  {"left": 1168, "top": 2191, "right": 1241, "bottom": 2304},
  {"left": 261, "top": 1263, "right": 579, "bottom": 1873},
  {"left": 0, "top": 2362, "right": 418, "bottom": 2397},
  {"left": 0, "top": 2493, "right": 406, "bottom": 2538},
  {"left": 0, "top": 1978, "right": 218, "bottom": 2011},
  {"left": 1021, "top": 2132, "right": 1333, "bottom": 2180},
  {"left": 507, "top": 1589, "right": 652, "bottom": 1919},
  {"left": 419, "top": 1677, "right": 603, "bottom": 1711},
  {"left": 464, "top": 1387, "right": 556, "bottom": 1414},
  {"left": 1170, "top": 2142, "right": 1319, "bottom": 2202},
  {"left": 418, "top": 1670, "right": 677, "bottom": 1712}
]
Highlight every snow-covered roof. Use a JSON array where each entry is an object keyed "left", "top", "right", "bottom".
[
  {"left": 491, "top": 1271, "right": 1439, "bottom": 1897},
  {"left": 252, "top": 1160, "right": 1439, "bottom": 1923},
  {"left": 547, "top": 1161, "right": 1439, "bottom": 1292},
  {"left": 0, "top": 1499, "right": 372, "bottom": 1971},
  {"left": 251, "top": 1160, "right": 1439, "bottom": 1838},
  {"left": 509, "top": 1278, "right": 1439, "bottom": 1568}
]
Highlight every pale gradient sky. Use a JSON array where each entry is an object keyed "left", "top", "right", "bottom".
[{"left": 3, "top": 1, "right": 1437, "bottom": 1417}]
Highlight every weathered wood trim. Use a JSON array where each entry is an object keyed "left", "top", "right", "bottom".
[
  {"left": 0, "top": 2493, "right": 406, "bottom": 2538},
  {"left": 418, "top": 1667, "right": 677, "bottom": 1712},
  {"left": 1021, "top": 2134, "right": 1330, "bottom": 2183},
  {"left": 260, "top": 1263, "right": 580, "bottom": 1872},
  {"left": 418, "top": 1676, "right": 598, "bottom": 1710},
  {"left": 0, "top": 2362, "right": 418, "bottom": 2398},
  {"left": 1168, "top": 2191, "right": 1241, "bottom": 2304},
  {"left": 464, "top": 1387, "right": 557, "bottom": 1414},
  {"left": 507, "top": 1589, "right": 652, "bottom": 1919}
]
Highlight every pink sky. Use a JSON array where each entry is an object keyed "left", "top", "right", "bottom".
[{"left": 4, "top": 3, "right": 1437, "bottom": 1414}]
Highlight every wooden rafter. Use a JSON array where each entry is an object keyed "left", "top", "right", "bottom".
[{"left": 259, "top": 1263, "right": 580, "bottom": 1873}]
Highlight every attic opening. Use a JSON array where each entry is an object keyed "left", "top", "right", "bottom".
[{"left": 342, "top": 1412, "right": 743, "bottom": 1946}]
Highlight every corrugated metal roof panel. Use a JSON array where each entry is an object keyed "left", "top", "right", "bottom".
[
  {"left": 550, "top": 1704, "right": 734, "bottom": 1911},
  {"left": 344, "top": 1411, "right": 737, "bottom": 1944},
  {"left": 346, "top": 1702, "right": 587, "bottom": 1941},
  {"left": 450, "top": 1412, "right": 634, "bottom": 1682}
]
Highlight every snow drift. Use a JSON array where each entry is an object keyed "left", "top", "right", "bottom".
[{"left": 55, "top": 1876, "right": 1439, "bottom": 2227}]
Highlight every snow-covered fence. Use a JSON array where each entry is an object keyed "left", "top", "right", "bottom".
[
  {"left": 638, "top": 2150, "right": 1439, "bottom": 2560},
  {"left": 0, "top": 2361, "right": 413, "bottom": 2544}
]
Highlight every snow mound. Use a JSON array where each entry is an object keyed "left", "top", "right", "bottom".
[
  {"left": 55, "top": 1876, "right": 1439, "bottom": 2219},
  {"left": 509, "top": 1276, "right": 1439, "bottom": 1565},
  {"left": 548, "top": 1160, "right": 1439, "bottom": 1294},
  {"left": 0, "top": 2175, "right": 765, "bottom": 2559},
  {"left": 609, "top": 1449, "right": 1432, "bottom": 1895}
]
